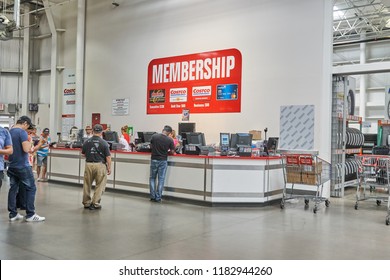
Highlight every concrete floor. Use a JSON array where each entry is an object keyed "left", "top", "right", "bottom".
[{"left": 0, "top": 177, "right": 390, "bottom": 260}]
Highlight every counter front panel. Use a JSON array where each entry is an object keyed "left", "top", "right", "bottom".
[{"left": 48, "top": 148, "right": 284, "bottom": 205}]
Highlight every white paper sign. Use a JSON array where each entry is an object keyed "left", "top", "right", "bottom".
[{"left": 112, "top": 98, "right": 129, "bottom": 116}]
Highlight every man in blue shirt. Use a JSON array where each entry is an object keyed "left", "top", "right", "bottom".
[
  {"left": 8, "top": 116, "right": 45, "bottom": 222},
  {"left": 0, "top": 125, "right": 13, "bottom": 189}
]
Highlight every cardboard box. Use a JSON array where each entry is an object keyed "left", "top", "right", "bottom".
[
  {"left": 301, "top": 173, "right": 319, "bottom": 185},
  {"left": 301, "top": 162, "right": 322, "bottom": 173},
  {"left": 249, "top": 130, "right": 262, "bottom": 140},
  {"left": 286, "top": 166, "right": 302, "bottom": 183},
  {"left": 301, "top": 162, "right": 322, "bottom": 185}
]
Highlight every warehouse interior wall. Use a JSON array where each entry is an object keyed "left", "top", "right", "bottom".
[
  {"left": 0, "top": 0, "right": 333, "bottom": 158},
  {"left": 55, "top": 0, "right": 332, "bottom": 156}
]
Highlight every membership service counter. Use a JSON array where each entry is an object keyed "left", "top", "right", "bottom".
[{"left": 48, "top": 148, "right": 284, "bottom": 206}]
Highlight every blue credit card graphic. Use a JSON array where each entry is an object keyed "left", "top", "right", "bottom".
[{"left": 216, "top": 84, "right": 238, "bottom": 100}]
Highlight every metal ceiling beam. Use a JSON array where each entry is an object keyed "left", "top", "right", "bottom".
[
  {"left": 335, "top": 3, "right": 383, "bottom": 11},
  {"left": 334, "top": 11, "right": 390, "bottom": 23},
  {"left": 0, "top": 0, "right": 44, "bottom": 12},
  {"left": 334, "top": 35, "right": 390, "bottom": 46},
  {"left": 333, "top": 0, "right": 390, "bottom": 43},
  {"left": 333, "top": 60, "right": 390, "bottom": 74}
]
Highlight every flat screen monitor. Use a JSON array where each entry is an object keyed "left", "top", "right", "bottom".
[
  {"left": 103, "top": 131, "right": 119, "bottom": 143},
  {"left": 137, "top": 131, "right": 156, "bottom": 143},
  {"left": 137, "top": 132, "right": 144, "bottom": 142},
  {"left": 220, "top": 133, "right": 230, "bottom": 146},
  {"left": 267, "top": 137, "right": 279, "bottom": 151},
  {"left": 178, "top": 122, "right": 195, "bottom": 135},
  {"left": 230, "top": 133, "right": 253, "bottom": 149},
  {"left": 77, "top": 129, "right": 84, "bottom": 142},
  {"left": 185, "top": 132, "right": 206, "bottom": 146}
]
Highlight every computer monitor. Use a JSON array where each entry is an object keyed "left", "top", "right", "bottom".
[
  {"left": 179, "top": 122, "right": 196, "bottom": 146},
  {"left": 185, "top": 132, "right": 206, "bottom": 146},
  {"left": 77, "top": 129, "right": 84, "bottom": 142},
  {"left": 103, "top": 131, "right": 119, "bottom": 143},
  {"left": 267, "top": 137, "right": 279, "bottom": 152},
  {"left": 137, "top": 132, "right": 144, "bottom": 143},
  {"left": 230, "top": 133, "right": 253, "bottom": 149},
  {"left": 178, "top": 122, "right": 195, "bottom": 135},
  {"left": 220, "top": 133, "right": 230, "bottom": 146},
  {"left": 137, "top": 131, "right": 156, "bottom": 143}
]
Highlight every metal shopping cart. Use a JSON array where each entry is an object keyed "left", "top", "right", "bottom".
[
  {"left": 281, "top": 153, "right": 331, "bottom": 213},
  {"left": 355, "top": 155, "right": 390, "bottom": 225}
]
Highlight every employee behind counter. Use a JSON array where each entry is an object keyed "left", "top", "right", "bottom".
[
  {"left": 129, "top": 131, "right": 278, "bottom": 157},
  {"left": 56, "top": 126, "right": 279, "bottom": 157},
  {"left": 57, "top": 127, "right": 278, "bottom": 157}
]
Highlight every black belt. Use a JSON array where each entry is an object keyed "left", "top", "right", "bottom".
[{"left": 86, "top": 161, "right": 104, "bottom": 163}]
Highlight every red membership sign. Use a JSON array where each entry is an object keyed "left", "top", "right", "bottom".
[{"left": 147, "top": 48, "right": 242, "bottom": 114}]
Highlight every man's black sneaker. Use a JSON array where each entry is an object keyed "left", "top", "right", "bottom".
[{"left": 89, "top": 204, "right": 102, "bottom": 210}]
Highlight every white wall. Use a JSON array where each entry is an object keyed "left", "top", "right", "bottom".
[
  {"left": 58, "top": 0, "right": 330, "bottom": 152},
  {"left": 53, "top": 0, "right": 332, "bottom": 157}
]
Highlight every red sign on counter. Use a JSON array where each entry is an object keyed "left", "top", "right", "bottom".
[{"left": 147, "top": 48, "right": 242, "bottom": 114}]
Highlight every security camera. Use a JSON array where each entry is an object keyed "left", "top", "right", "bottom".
[{"left": 112, "top": 1, "right": 119, "bottom": 6}]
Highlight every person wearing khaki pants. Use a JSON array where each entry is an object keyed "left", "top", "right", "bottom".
[
  {"left": 81, "top": 124, "right": 111, "bottom": 210},
  {"left": 83, "top": 162, "right": 108, "bottom": 209}
]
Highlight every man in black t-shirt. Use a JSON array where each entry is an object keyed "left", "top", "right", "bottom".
[
  {"left": 149, "top": 125, "right": 175, "bottom": 202},
  {"left": 81, "top": 124, "right": 111, "bottom": 210}
]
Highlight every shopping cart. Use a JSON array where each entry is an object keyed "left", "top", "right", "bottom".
[
  {"left": 355, "top": 155, "right": 390, "bottom": 225},
  {"left": 281, "top": 153, "right": 331, "bottom": 213}
]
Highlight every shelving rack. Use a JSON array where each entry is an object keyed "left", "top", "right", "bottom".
[
  {"left": 331, "top": 76, "right": 363, "bottom": 197},
  {"left": 362, "top": 133, "right": 377, "bottom": 155}
]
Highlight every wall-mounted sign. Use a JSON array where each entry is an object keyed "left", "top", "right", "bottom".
[
  {"left": 112, "top": 98, "right": 129, "bottom": 116},
  {"left": 61, "top": 69, "right": 76, "bottom": 137},
  {"left": 147, "top": 48, "right": 242, "bottom": 114}
]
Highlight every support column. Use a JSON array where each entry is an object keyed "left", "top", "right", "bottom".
[
  {"left": 75, "top": 0, "right": 86, "bottom": 128},
  {"left": 44, "top": 0, "right": 59, "bottom": 134},
  {"left": 359, "top": 32, "right": 367, "bottom": 122},
  {"left": 20, "top": 6, "right": 29, "bottom": 116}
]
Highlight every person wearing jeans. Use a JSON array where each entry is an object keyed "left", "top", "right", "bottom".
[
  {"left": 0, "top": 125, "right": 13, "bottom": 189},
  {"left": 7, "top": 116, "right": 45, "bottom": 222},
  {"left": 149, "top": 125, "right": 175, "bottom": 202},
  {"left": 7, "top": 167, "right": 37, "bottom": 219}
]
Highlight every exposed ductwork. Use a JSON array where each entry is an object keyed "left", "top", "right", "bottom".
[
  {"left": 0, "top": 14, "right": 16, "bottom": 40},
  {"left": 0, "top": 0, "right": 51, "bottom": 40},
  {"left": 0, "top": 0, "right": 20, "bottom": 40}
]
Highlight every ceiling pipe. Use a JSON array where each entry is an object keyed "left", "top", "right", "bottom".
[{"left": 13, "top": 0, "right": 20, "bottom": 28}]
